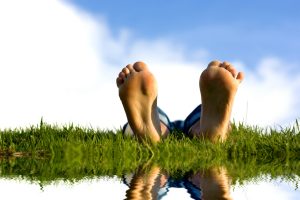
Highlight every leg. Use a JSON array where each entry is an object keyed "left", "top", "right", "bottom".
[
  {"left": 117, "top": 61, "right": 169, "bottom": 143},
  {"left": 189, "top": 61, "right": 244, "bottom": 142}
]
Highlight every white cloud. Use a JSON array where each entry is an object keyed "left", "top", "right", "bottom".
[
  {"left": 232, "top": 58, "right": 300, "bottom": 127},
  {"left": 0, "top": 0, "right": 106, "bottom": 128},
  {"left": 0, "top": 0, "right": 299, "bottom": 131}
]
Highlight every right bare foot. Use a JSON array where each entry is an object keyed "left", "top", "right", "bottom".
[
  {"left": 189, "top": 166, "right": 232, "bottom": 200},
  {"left": 117, "top": 62, "right": 167, "bottom": 143},
  {"left": 189, "top": 61, "right": 244, "bottom": 142}
]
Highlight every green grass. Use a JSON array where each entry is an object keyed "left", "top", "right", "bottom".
[{"left": 1, "top": 120, "right": 300, "bottom": 186}]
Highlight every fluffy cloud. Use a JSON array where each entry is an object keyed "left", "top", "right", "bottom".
[
  {"left": 0, "top": 0, "right": 299, "bottom": 130},
  {"left": 232, "top": 58, "right": 300, "bottom": 127},
  {"left": 0, "top": 0, "right": 103, "bottom": 128}
]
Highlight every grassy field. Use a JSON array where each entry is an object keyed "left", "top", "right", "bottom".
[{"left": 1, "top": 120, "right": 300, "bottom": 185}]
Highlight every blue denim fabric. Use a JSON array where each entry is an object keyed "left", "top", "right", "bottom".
[{"left": 122, "top": 105, "right": 201, "bottom": 135}]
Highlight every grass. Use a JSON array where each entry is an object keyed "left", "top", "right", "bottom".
[{"left": 1, "top": 120, "right": 300, "bottom": 186}]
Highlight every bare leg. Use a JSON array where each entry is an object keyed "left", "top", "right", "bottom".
[
  {"left": 189, "top": 61, "right": 244, "bottom": 142},
  {"left": 117, "top": 62, "right": 169, "bottom": 143}
]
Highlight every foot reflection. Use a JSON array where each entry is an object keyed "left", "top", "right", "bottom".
[
  {"left": 124, "top": 164, "right": 167, "bottom": 200},
  {"left": 124, "top": 164, "right": 232, "bottom": 200},
  {"left": 189, "top": 167, "right": 232, "bottom": 200}
]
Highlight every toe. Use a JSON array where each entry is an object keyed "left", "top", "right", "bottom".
[
  {"left": 208, "top": 60, "right": 221, "bottom": 68},
  {"left": 119, "top": 71, "right": 126, "bottom": 80},
  {"left": 126, "top": 64, "right": 134, "bottom": 72},
  {"left": 236, "top": 71, "right": 245, "bottom": 83},
  {"left": 222, "top": 62, "right": 237, "bottom": 78},
  {"left": 133, "top": 61, "right": 148, "bottom": 72},
  {"left": 220, "top": 61, "right": 230, "bottom": 69},
  {"left": 116, "top": 77, "right": 124, "bottom": 87},
  {"left": 122, "top": 66, "right": 130, "bottom": 77}
]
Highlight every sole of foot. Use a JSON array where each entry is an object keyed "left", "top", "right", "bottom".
[
  {"left": 190, "top": 61, "right": 244, "bottom": 142},
  {"left": 117, "top": 62, "right": 162, "bottom": 143}
]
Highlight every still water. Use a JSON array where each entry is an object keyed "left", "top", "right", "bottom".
[{"left": 1, "top": 165, "right": 300, "bottom": 200}]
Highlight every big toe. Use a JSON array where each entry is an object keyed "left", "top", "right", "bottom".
[
  {"left": 133, "top": 61, "right": 148, "bottom": 72},
  {"left": 208, "top": 60, "right": 222, "bottom": 68}
]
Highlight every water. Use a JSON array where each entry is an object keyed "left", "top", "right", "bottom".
[{"left": 1, "top": 163, "right": 299, "bottom": 200}]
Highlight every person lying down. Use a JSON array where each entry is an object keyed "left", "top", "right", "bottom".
[{"left": 116, "top": 61, "right": 244, "bottom": 143}]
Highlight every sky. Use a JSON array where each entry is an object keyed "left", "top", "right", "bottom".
[{"left": 0, "top": 0, "right": 300, "bottom": 130}]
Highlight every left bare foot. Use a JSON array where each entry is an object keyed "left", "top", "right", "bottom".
[{"left": 117, "top": 62, "right": 163, "bottom": 143}]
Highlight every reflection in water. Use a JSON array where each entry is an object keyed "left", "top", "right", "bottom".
[
  {"left": 124, "top": 164, "right": 232, "bottom": 200},
  {"left": 1, "top": 154, "right": 300, "bottom": 199}
]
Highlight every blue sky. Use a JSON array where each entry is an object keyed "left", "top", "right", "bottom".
[
  {"left": 0, "top": 0, "right": 299, "bottom": 129},
  {"left": 69, "top": 0, "right": 300, "bottom": 66}
]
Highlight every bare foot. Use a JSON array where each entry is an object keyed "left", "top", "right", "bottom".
[
  {"left": 117, "top": 62, "right": 168, "bottom": 143},
  {"left": 189, "top": 61, "right": 244, "bottom": 142}
]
